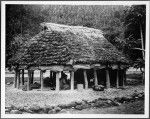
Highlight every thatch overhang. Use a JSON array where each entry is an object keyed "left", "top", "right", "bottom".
[{"left": 8, "top": 22, "right": 130, "bottom": 70}]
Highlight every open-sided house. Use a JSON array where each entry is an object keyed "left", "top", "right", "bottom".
[{"left": 8, "top": 23, "right": 130, "bottom": 91}]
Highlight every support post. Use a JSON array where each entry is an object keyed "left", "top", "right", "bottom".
[
  {"left": 106, "top": 68, "right": 110, "bottom": 88},
  {"left": 27, "top": 70, "right": 31, "bottom": 91},
  {"left": 94, "top": 68, "right": 98, "bottom": 85},
  {"left": 22, "top": 69, "right": 24, "bottom": 85},
  {"left": 40, "top": 70, "right": 44, "bottom": 91},
  {"left": 122, "top": 69, "right": 126, "bottom": 88},
  {"left": 83, "top": 70, "right": 88, "bottom": 89},
  {"left": 51, "top": 71, "right": 55, "bottom": 86},
  {"left": 14, "top": 69, "right": 17, "bottom": 88},
  {"left": 56, "top": 71, "right": 60, "bottom": 92},
  {"left": 20, "top": 70, "right": 23, "bottom": 88},
  {"left": 17, "top": 70, "right": 20, "bottom": 89},
  {"left": 70, "top": 71, "right": 74, "bottom": 90},
  {"left": 50, "top": 70, "right": 53, "bottom": 79},
  {"left": 49, "top": 70, "right": 51, "bottom": 78},
  {"left": 116, "top": 69, "right": 119, "bottom": 88},
  {"left": 40, "top": 71, "right": 41, "bottom": 84},
  {"left": 53, "top": 72, "right": 56, "bottom": 85}
]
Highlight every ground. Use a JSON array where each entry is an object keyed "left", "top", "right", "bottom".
[
  {"left": 5, "top": 70, "right": 144, "bottom": 114},
  {"left": 63, "top": 100, "right": 144, "bottom": 114}
]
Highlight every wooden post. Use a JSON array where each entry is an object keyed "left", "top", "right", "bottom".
[
  {"left": 14, "top": 69, "right": 17, "bottom": 88},
  {"left": 94, "top": 68, "right": 98, "bottom": 85},
  {"left": 22, "top": 69, "right": 24, "bottom": 85},
  {"left": 70, "top": 71, "right": 74, "bottom": 90},
  {"left": 40, "top": 70, "right": 44, "bottom": 91},
  {"left": 19, "top": 70, "right": 21, "bottom": 84},
  {"left": 20, "top": 70, "right": 23, "bottom": 88},
  {"left": 49, "top": 70, "right": 51, "bottom": 78},
  {"left": 17, "top": 70, "right": 20, "bottom": 89},
  {"left": 116, "top": 69, "right": 119, "bottom": 88},
  {"left": 56, "top": 71, "right": 60, "bottom": 92},
  {"left": 83, "top": 70, "right": 88, "bottom": 89},
  {"left": 122, "top": 69, "right": 126, "bottom": 88},
  {"left": 106, "top": 69, "right": 110, "bottom": 88},
  {"left": 27, "top": 70, "right": 31, "bottom": 91},
  {"left": 51, "top": 71, "right": 55, "bottom": 86},
  {"left": 39, "top": 70, "right": 41, "bottom": 85},
  {"left": 50, "top": 70, "right": 53, "bottom": 79}
]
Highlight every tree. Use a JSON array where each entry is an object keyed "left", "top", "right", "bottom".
[
  {"left": 124, "top": 5, "right": 146, "bottom": 60},
  {"left": 102, "top": 7, "right": 127, "bottom": 53},
  {"left": 6, "top": 5, "right": 44, "bottom": 68},
  {"left": 124, "top": 5, "right": 146, "bottom": 83}
]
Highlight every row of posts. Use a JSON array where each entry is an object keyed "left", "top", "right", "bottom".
[{"left": 14, "top": 68, "right": 126, "bottom": 91}]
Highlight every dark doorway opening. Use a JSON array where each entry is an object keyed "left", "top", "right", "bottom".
[
  {"left": 97, "top": 69, "right": 106, "bottom": 87},
  {"left": 86, "top": 69, "right": 94, "bottom": 88},
  {"left": 109, "top": 69, "right": 117, "bottom": 88},
  {"left": 74, "top": 69, "right": 84, "bottom": 89}
]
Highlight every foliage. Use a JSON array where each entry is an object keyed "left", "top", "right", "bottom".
[
  {"left": 6, "top": 5, "right": 44, "bottom": 67},
  {"left": 133, "top": 58, "right": 145, "bottom": 73},
  {"left": 124, "top": 5, "right": 146, "bottom": 61}
]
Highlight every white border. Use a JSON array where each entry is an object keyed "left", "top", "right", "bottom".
[
  {"left": 1, "top": 1, "right": 150, "bottom": 5},
  {"left": 1, "top": 1, "right": 150, "bottom": 118}
]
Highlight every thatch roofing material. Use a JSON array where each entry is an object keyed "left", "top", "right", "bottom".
[{"left": 9, "top": 23, "right": 129, "bottom": 67}]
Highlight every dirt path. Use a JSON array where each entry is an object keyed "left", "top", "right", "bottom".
[{"left": 63, "top": 100, "right": 144, "bottom": 114}]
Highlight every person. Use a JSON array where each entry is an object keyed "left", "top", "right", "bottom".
[{"left": 60, "top": 72, "right": 70, "bottom": 90}]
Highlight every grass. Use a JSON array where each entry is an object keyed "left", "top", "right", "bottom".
[
  {"left": 5, "top": 77, "right": 40, "bottom": 84},
  {"left": 126, "top": 73, "right": 143, "bottom": 80}
]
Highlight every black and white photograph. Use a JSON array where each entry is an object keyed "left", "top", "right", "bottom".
[{"left": 1, "top": 1, "right": 149, "bottom": 118}]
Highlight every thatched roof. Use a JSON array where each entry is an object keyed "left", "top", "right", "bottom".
[{"left": 9, "top": 23, "right": 129, "bottom": 67}]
